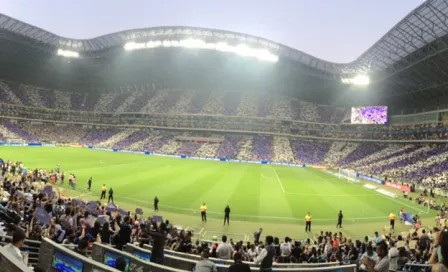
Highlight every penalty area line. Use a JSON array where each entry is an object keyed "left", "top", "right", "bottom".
[
  {"left": 316, "top": 170, "right": 428, "bottom": 215},
  {"left": 271, "top": 166, "right": 285, "bottom": 193}
]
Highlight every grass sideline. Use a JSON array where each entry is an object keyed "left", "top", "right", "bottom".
[{"left": 0, "top": 146, "right": 439, "bottom": 239}]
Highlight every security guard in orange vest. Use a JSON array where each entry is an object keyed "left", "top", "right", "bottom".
[
  {"left": 389, "top": 212, "right": 396, "bottom": 230},
  {"left": 100, "top": 184, "right": 107, "bottom": 200},
  {"left": 200, "top": 203, "right": 207, "bottom": 222},
  {"left": 305, "top": 212, "right": 312, "bottom": 232}
]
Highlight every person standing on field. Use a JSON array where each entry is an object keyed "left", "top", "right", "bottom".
[
  {"left": 336, "top": 210, "right": 343, "bottom": 228},
  {"left": 200, "top": 203, "right": 207, "bottom": 222},
  {"left": 305, "top": 212, "right": 312, "bottom": 232},
  {"left": 389, "top": 212, "right": 396, "bottom": 230},
  {"left": 254, "top": 228, "right": 263, "bottom": 243},
  {"left": 108, "top": 187, "right": 114, "bottom": 203},
  {"left": 154, "top": 196, "right": 159, "bottom": 212},
  {"left": 100, "top": 184, "right": 107, "bottom": 200},
  {"left": 224, "top": 205, "right": 230, "bottom": 225},
  {"left": 87, "top": 177, "right": 92, "bottom": 191}
]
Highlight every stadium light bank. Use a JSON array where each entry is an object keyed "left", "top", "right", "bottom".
[
  {"left": 341, "top": 74, "right": 370, "bottom": 86},
  {"left": 123, "top": 39, "right": 279, "bottom": 63},
  {"left": 57, "top": 49, "right": 80, "bottom": 58}
]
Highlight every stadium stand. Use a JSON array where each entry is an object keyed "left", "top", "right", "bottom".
[{"left": 1, "top": 1, "right": 448, "bottom": 270}]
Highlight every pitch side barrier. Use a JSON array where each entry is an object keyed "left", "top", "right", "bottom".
[
  {"left": 0, "top": 142, "right": 55, "bottom": 147},
  {"left": 136, "top": 244, "right": 354, "bottom": 272},
  {"left": 0, "top": 142, "right": 327, "bottom": 168},
  {"left": 338, "top": 169, "right": 412, "bottom": 193},
  {"left": 0, "top": 246, "right": 34, "bottom": 272},
  {"left": 38, "top": 238, "right": 121, "bottom": 272},
  {"left": 339, "top": 169, "right": 385, "bottom": 185},
  {"left": 87, "top": 145, "right": 314, "bottom": 168},
  {"left": 139, "top": 243, "right": 340, "bottom": 269},
  {"left": 92, "top": 242, "right": 188, "bottom": 272}
]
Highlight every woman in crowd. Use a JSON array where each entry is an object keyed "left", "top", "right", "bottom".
[{"left": 431, "top": 228, "right": 448, "bottom": 272}]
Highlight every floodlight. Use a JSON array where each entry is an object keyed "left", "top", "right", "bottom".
[
  {"left": 235, "top": 44, "right": 252, "bottom": 57},
  {"left": 255, "top": 49, "right": 279, "bottom": 62},
  {"left": 341, "top": 74, "right": 370, "bottom": 85},
  {"left": 204, "top": 43, "right": 216, "bottom": 50},
  {"left": 122, "top": 39, "right": 279, "bottom": 63},
  {"left": 57, "top": 49, "right": 79, "bottom": 58},
  {"left": 124, "top": 42, "right": 146, "bottom": 51},
  {"left": 352, "top": 75, "right": 370, "bottom": 85},
  {"left": 216, "top": 42, "right": 230, "bottom": 52},
  {"left": 162, "top": 40, "right": 172, "bottom": 47},
  {"left": 180, "top": 38, "right": 205, "bottom": 48}
]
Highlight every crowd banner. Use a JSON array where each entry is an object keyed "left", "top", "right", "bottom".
[
  {"left": 28, "top": 143, "right": 42, "bottom": 146},
  {"left": 357, "top": 174, "right": 385, "bottom": 185},
  {"left": 0, "top": 142, "right": 27, "bottom": 146},
  {"left": 385, "top": 182, "right": 411, "bottom": 192}
]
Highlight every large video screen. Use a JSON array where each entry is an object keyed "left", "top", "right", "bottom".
[
  {"left": 351, "top": 106, "right": 388, "bottom": 125},
  {"left": 104, "top": 250, "right": 131, "bottom": 272},
  {"left": 51, "top": 250, "right": 84, "bottom": 272}
]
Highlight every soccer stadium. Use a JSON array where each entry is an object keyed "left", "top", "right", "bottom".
[{"left": 1, "top": 0, "right": 448, "bottom": 271}]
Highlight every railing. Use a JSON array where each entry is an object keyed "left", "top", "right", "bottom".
[
  {"left": 140, "top": 243, "right": 340, "bottom": 268},
  {"left": 0, "top": 235, "right": 41, "bottom": 267},
  {"left": 403, "top": 263, "right": 431, "bottom": 272},
  {"left": 0, "top": 246, "right": 33, "bottom": 272},
  {"left": 0, "top": 234, "right": 428, "bottom": 272}
]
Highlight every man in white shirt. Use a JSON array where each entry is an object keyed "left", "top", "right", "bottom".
[
  {"left": 362, "top": 241, "right": 390, "bottom": 272},
  {"left": 254, "top": 236, "right": 275, "bottom": 270},
  {"left": 3, "top": 230, "right": 26, "bottom": 263},
  {"left": 388, "top": 241, "right": 399, "bottom": 271},
  {"left": 216, "top": 235, "right": 233, "bottom": 260},
  {"left": 280, "top": 237, "right": 291, "bottom": 260}
]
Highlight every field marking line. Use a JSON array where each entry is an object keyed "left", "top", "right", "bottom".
[
  {"left": 205, "top": 230, "right": 248, "bottom": 236},
  {"left": 202, "top": 231, "right": 207, "bottom": 237},
  {"left": 198, "top": 228, "right": 204, "bottom": 235},
  {"left": 312, "top": 170, "right": 428, "bottom": 214},
  {"left": 113, "top": 195, "right": 389, "bottom": 221},
  {"left": 74, "top": 192, "right": 92, "bottom": 198},
  {"left": 271, "top": 165, "right": 285, "bottom": 193},
  {"left": 285, "top": 192, "right": 376, "bottom": 197}
]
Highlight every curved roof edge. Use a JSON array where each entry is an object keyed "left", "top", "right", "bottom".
[{"left": 0, "top": 0, "right": 447, "bottom": 76}]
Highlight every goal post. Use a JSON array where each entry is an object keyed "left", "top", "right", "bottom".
[{"left": 338, "top": 168, "right": 360, "bottom": 184}]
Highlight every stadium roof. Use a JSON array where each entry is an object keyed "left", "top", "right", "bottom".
[
  {"left": 0, "top": 0, "right": 448, "bottom": 111},
  {"left": 1, "top": 0, "right": 447, "bottom": 78}
]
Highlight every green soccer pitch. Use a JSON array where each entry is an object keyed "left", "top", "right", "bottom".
[{"left": 0, "top": 146, "right": 438, "bottom": 240}]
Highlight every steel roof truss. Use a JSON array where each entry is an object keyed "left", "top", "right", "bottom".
[
  {"left": 379, "top": 38, "right": 409, "bottom": 57},
  {"left": 414, "top": 13, "right": 441, "bottom": 39},
  {"left": 399, "top": 22, "right": 427, "bottom": 46},
  {"left": 428, "top": 3, "right": 448, "bottom": 28},
  {"left": 388, "top": 31, "right": 419, "bottom": 51}
]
